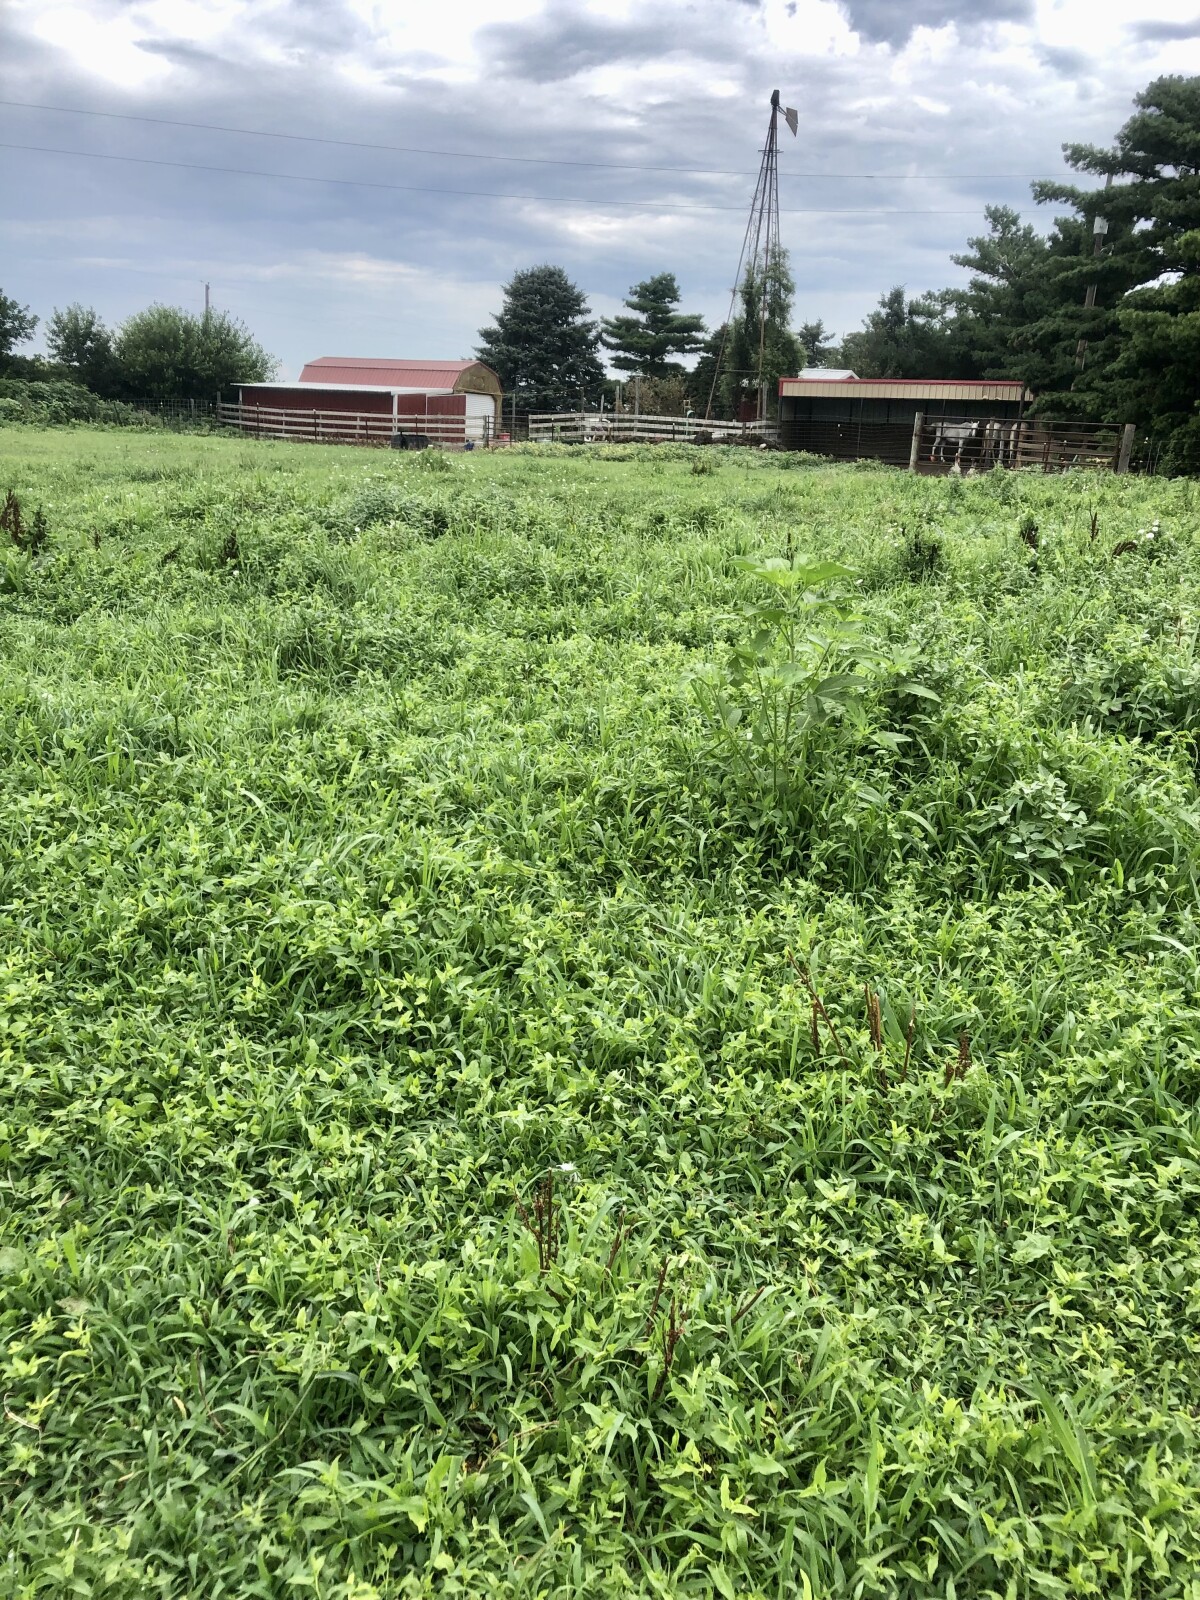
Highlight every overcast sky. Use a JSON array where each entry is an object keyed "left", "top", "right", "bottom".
[{"left": 3, "top": 0, "right": 1198, "bottom": 379}]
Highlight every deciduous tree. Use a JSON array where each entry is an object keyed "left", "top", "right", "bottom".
[
  {"left": 720, "top": 251, "right": 801, "bottom": 417},
  {"left": 115, "top": 305, "right": 275, "bottom": 399},
  {"left": 0, "top": 289, "right": 37, "bottom": 370},
  {"left": 46, "top": 304, "right": 120, "bottom": 395},
  {"left": 837, "top": 286, "right": 959, "bottom": 380}
]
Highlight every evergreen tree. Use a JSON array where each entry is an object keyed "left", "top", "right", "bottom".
[
  {"left": 720, "top": 251, "right": 801, "bottom": 417},
  {"left": 838, "top": 287, "right": 961, "bottom": 379},
  {"left": 599, "top": 273, "right": 706, "bottom": 376},
  {"left": 476, "top": 265, "right": 604, "bottom": 412},
  {"left": 1028, "top": 74, "right": 1200, "bottom": 440},
  {"left": 796, "top": 319, "right": 835, "bottom": 367},
  {"left": 1113, "top": 227, "right": 1200, "bottom": 470},
  {"left": 944, "top": 206, "right": 1053, "bottom": 378}
]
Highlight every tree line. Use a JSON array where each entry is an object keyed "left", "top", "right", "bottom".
[
  {"left": 476, "top": 75, "right": 1199, "bottom": 469},
  {"left": 0, "top": 300, "right": 274, "bottom": 401},
  {"left": 2, "top": 75, "right": 1195, "bottom": 465}
]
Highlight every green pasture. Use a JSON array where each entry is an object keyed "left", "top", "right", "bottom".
[{"left": 0, "top": 427, "right": 1198, "bottom": 1597}]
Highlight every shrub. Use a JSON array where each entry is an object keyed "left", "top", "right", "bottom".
[{"left": 0, "top": 378, "right": 150, "bottom": 427}]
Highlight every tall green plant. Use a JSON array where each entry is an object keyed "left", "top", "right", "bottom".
[{"left": 687, "top": 551, "right": 878, "bottom": 794}]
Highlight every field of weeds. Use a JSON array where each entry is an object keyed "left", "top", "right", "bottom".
[{"left": 1, "top": 427, "right": 1199, "bottom": 1597}]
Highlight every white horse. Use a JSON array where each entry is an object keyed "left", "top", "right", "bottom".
[
  {"left": 930, "top": 420, "right": 979, "bottom": 466},
  {"left": 978, "top": 419, "right": 1019, "bottom": 467}
]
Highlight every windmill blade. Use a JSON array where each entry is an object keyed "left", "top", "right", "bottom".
[{"left": 784, "top": 107, "right": 798, "bottom": 136}]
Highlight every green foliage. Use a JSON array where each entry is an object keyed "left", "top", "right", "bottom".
[
  {"left": 688, "top": 551, "right": 890, "bottom": 795},
  {"left": 721, "top": 251, "right": 801, "bottom": 417},
  {"left": 476, "top": 265, "right": 605, "bottom": 412},
  {"left": 114, "top": 303, "right": 276, "bottom": 400},
  {"left": 828, "top": 76, "right": 1200, "bottom": 463},
  {"left": 688, "top": 323, "right": 731, "bottom": 418},
  {"left": 1020, "top": 76, "right": 1200, "bottom": 425},
  {"left": 0, "top": 288, "right": 37, "bottom": 368},
  {"left": 838, "top": 286, "right": 962, "bottom": 379},
  {"left": 0, "top": 378, "right": 149, "bottom": 428},
  {"left": 45, "top": 303, "right": 121, "bottom": 396},
  {"left": 600, "top": 272, "right": 707, "bottom": 376},
  {"left": 796, "top": 317, "right": 835, "bottom": 367},
  {"left": 0, "top": 428, "right": 1198, "bottom": 1596},
  {"left": 946, "top": 205, "right": 1060, "bottom": 380},
  {"left": 610, "top": 371, "right": 695, "bottom": 416}
]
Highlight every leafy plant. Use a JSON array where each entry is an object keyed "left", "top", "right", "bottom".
[
  {"left": 0, "top": 426, "right": 1198, "bottom": 1598},
  {"left": 982, "top": 766, "right": 1097, "bottom": 878},
  {"left": 688, "top": 550, "right": 883, "bottom": 794}
]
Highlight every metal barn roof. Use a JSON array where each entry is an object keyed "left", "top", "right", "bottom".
[
  {"left": 239, "top": 381, "right": 457, "bottom": 396},
  {"left": 299, "top": 357, "right": 499, "bottom": 391},
  {"left": 779, "top": 376, "right": 1032, "bottom": 403}
]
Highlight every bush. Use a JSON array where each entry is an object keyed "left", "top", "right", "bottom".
[
  {"left": 0, "top": 379, "right": 150, "bottom": 428},
  {"left": 1159, "top": 417, "right": 1200, "bottom": 477}
]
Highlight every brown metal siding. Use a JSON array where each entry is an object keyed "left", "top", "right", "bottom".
[
  {"left": 394, "top": 395, "right": 466, "bottom": 418},
  {"left": 239, "top": 385, "right": 391, "bottom": 415}
]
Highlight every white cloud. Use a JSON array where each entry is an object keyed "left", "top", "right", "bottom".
[
  {"left": 20, "top": 3, "right": 172, "bottom": 89},
  {"left": 0, "top": 0, "right": 1181, "bottom": 369}
]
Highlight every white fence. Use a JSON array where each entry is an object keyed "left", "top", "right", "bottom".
[
  {"left": 528, "top": 411, "right": 778, "bottom": 446},
  {"left": 216, "top": 402, "right": 489, "bottom": 449}
]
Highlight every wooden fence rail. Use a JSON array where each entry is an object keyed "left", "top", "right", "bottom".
[
  {"left": 528, "top": 412, "right": 778, "bottom": 446},
  {"left": 215, "top": 402, "right": 486, "bottom": 448}
]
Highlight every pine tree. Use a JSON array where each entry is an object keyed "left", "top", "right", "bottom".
[
  {"left": 476, "top": 266, "right": 604, "bottom": 413},
  {"left": 796, "top": 319, "right": 835, "bottom": 367},
  {"left": 599, "top": 273, "right": 706, "bottom": 376},
  {"left": 837, "top": 287, "right": 961, "bottom": 379},
  {"left": 1028, "top": 74, "right": 1200, "bottom": 445},
  {"left": 1113, "top": 228, "right": 1200, "bottom": 470},
  {"left": 946, "top": 206, "right": 1053, "bottom": 378}
]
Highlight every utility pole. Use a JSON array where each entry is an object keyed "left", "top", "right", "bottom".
[
  {"left": 203, "top": 281, "right": 211, "bottom": 320},
  {"left": 1075, "top": 173, "right": 1112, "bottom": 372}
]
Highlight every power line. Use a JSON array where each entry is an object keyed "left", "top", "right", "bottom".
[
  {"left": 0, "top": 98, "right": 1058, "bottom": 182},
  {"left": 0, "top": 142, "right": 1000, "bottom": 216}
]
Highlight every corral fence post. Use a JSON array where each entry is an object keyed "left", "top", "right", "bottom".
[
  {"left": 1117, "top": 423, "right": 1135, "bottom": 474},
  {"left": 908, "top": 411, "right": 924, "bottom": 472}
]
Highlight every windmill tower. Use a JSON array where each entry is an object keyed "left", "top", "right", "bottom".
[{"left": 706, "top": 89, "right": 798, "bottom": 423}]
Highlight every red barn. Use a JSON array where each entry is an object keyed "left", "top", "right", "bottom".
[{"left": 225, "top": 357, "right": 503, "bottom": 447}]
